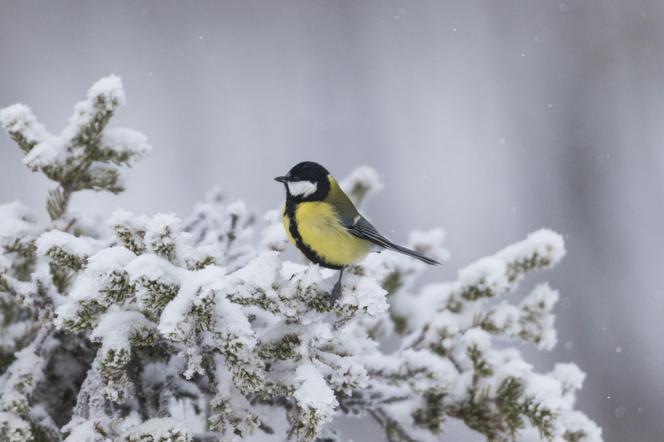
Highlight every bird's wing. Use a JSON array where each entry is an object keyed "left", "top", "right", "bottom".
[
  {"left": 325, "top": 175, "right": 361, "bottom": 225},
  {"left": 345, "top": 216, "right": 393, "bottom": 249},
  {"left": 345, "top": 216, "right": 439, "bottom": 265},
  {"left": 325, "top": 174, "right": 438, "bottom": 265}
]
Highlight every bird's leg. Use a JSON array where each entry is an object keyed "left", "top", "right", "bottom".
[{"left": 330, "top": 267, "right": 345, "bottom": 306}]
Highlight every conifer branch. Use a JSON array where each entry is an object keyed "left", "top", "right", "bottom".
[{"left": 0, "top": 78, "right": 601, "bottom": 442}]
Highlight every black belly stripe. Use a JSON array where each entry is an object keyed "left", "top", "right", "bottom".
[{"left": 284, "top": 200, "right": 342, "bottom": 270}]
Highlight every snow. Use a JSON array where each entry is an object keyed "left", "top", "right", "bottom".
[
  {"left": 2, "top": 75, "right": 151, "bottom": 203},
  {"left": 0, "top": 345, "right": 45, "bottom": 394},
  {"left": 489, "top": 349, "right": 533, "bottom": 383},
  {"left": 523, "top": 372, "right": 565, "bottom": 409},
  {"left": 326, "top": 355, "right": 369, "bottom": 395},
  {"left": 0, "top": 411, "right": 31, "bottom": 442},
  {"left": 486, "top": 302, "right": 521, "bottom": 333},
  {"left": 338, "top": 274, "right": 388, "bottom": 316},
  {"left": 261, "top": 209, "right": 288, "bottom": 251},
  {"left": 86, "top": 246, "right": 136, "bottom": 275},
  {"left": 0, "top": 99, "right": 602, "bottom": 442},
  {"left": 408, "top": 228, "right": 450, "bottom": 263},
  {"left": 0, "top": 201, "right": 35, "bottom": 242},
  {"left": 0, "top": 322, "right": 32, "bottom": 352},
  {"left": 22, "top": 137, "right": 67, "bottom": 170},
  {"left": 20, "top": 202, "right": 593, "bottom": 441},
  {"left": 400, "top": 349, "right": 458, "bottom": 393},
  {"left": 226, "top": 200, "right": 248, "bottom": 217},
  {"left": 497, "top": 228, "right": 566, "bottom": 267},
  {"left": 36, "top": 230, "right": 100, "bottom": 258},
  {"left": 159, "top": 265, "right": 226, "bottom": 339},
  {"left": 61, "top": 80, "right": 121, "bottom": 143},
  {"left": 519, "top": 283, "right": 559, "bottom": 351},
  {"left": 86, "top": 75, "right": 126, "bottom": 106},
  {"left": 550, "top": 362, "right": 585, "bottom": 406},
  {"left": 296, "top": 322, "right": 334, "bottom": 360},
  {"left": 30, "top": 206, "right": 598, "bottom": 442},
  {"left": 183, "top": 192, "right": 256, "bottom": 270},
  {"left": 108, "top": 208, "right": 143, "bottom": 228},
  {"left": 457, "top": 257, "right": 510, "bottom": 297},
  {"left": 125, "top": 254, "right": 183, "bottom": 283},
  {"left": 279, "top": 262, "right": 307, "bottom": 282},
  {"left": 559, "top": 410, "right": 603, "bottom": 442},
  {"left": 0, "top": 103, "right": 49, "bottom": 145},
  {"left": 0, "top": 255, "right": 9, "bottom": 272},
  {"left": 523, "top": 282, "right": 559, "bottom": 312},
  {"left": 0, "top": 342, "right": 46, "bottom": 441},
  {"left": 145, "top": 213, "right": 180, "bottom": 241},
  {"left": 6, "top": 74, "right": 149, "bottom": 183},
  {"left": 340, "top": 165, "right": 383, "bottom": 197},
  {"left": 62, "top": 420, "right": 104, "bottom": 442},
  {"left": 229, "top": 251, "right": 282, "bottom": 292},
  {"left": 159, "top": 293, "right": 199, "bottom": 340},
  {"left": 93, "top": 159, "right": 127, "bottom": 179},
  {"left": 90, "top": 308, "right": 156, "bottom": 352},
  {"left": 392, "top": 282, "right": 452, "bottom": 332},
  {"left": 213, "top": 295, "right": 255, "bottom": 347},
  {"left": 122, "top": 417, "right": 190, "bottom": 441},
  {"left": 461, "top": 327, "right": 492, "bottom": 351},
  {"left": 64, "top": 275, "right": 103, "bottom": 307},
  {"left": 441, "top": 228, "right": 566, "bottom": 307},
  {"left": 167, "top": 396, "right": 207, "bottom": 434},
  {"left": 293, "top": 363, "right": 338, "bottom": 423}
]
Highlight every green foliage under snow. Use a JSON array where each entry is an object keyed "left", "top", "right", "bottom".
[{"left": 0, "top": 76, "right": 602, "bottom": 442}]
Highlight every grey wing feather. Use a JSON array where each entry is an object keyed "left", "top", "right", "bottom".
[{"left": 346, "top": 217, "right": 439, "bottom": 265}]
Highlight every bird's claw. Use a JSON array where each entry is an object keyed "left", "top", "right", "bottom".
[{"left": 330, "top": 281, "right": 342, "bottom": 307}]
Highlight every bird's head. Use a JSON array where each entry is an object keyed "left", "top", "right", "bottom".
[{"left": 275, "top": 161, "right": 331, "bottom": 201}]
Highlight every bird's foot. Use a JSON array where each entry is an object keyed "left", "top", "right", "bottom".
[{"left": 330, "top": 281, "right": 343, "bottom": 307}]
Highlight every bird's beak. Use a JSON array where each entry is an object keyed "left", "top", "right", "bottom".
[{"left": 274, "top": 176, "right": 288, "bottom": 183}]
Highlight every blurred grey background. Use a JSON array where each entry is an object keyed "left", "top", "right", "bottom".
[{"left": 1, "top": 0, "right": 662, "bottom": 440}]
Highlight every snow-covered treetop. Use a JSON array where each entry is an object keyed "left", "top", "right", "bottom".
[
  {"left": 0, "top": 75, "right": 151, "bottom": 221},
  {"left": 0, "top": 76, "right": 601, "bottom": 442}
]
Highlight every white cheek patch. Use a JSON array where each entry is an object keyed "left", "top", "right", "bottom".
[{"left": 287, "top": 180, "right": 318, "bottom": 197}]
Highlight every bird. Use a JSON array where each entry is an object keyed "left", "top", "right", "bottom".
[{"left": 275, "top": 161, "right": 439, "bottom": 303}]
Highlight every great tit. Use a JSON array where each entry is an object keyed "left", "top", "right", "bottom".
[{"left": 275, "top": 161, "right": 439, "bottom": 302}]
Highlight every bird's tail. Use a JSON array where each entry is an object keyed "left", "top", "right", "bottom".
[{"left": 382, "top": 241, "right": 440, "bottom": 265}]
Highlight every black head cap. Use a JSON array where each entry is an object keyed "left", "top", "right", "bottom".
[
  {"left": 274, "top": 161, "right": 330, "bottom": 184},
  {"left": 287, "top": 161, "right": 329, "bottom": 182}
]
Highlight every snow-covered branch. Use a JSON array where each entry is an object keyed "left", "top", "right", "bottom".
[
  {"left": 0, "top": 75, "right": 150, "bottom": 222},
  {"left": 0, "top": 76, "right": 601, "bottom": 442}
]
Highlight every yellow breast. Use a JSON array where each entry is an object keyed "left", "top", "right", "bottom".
[{"left": 282, "top": 201, "right": 371, "bottom": 268}]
